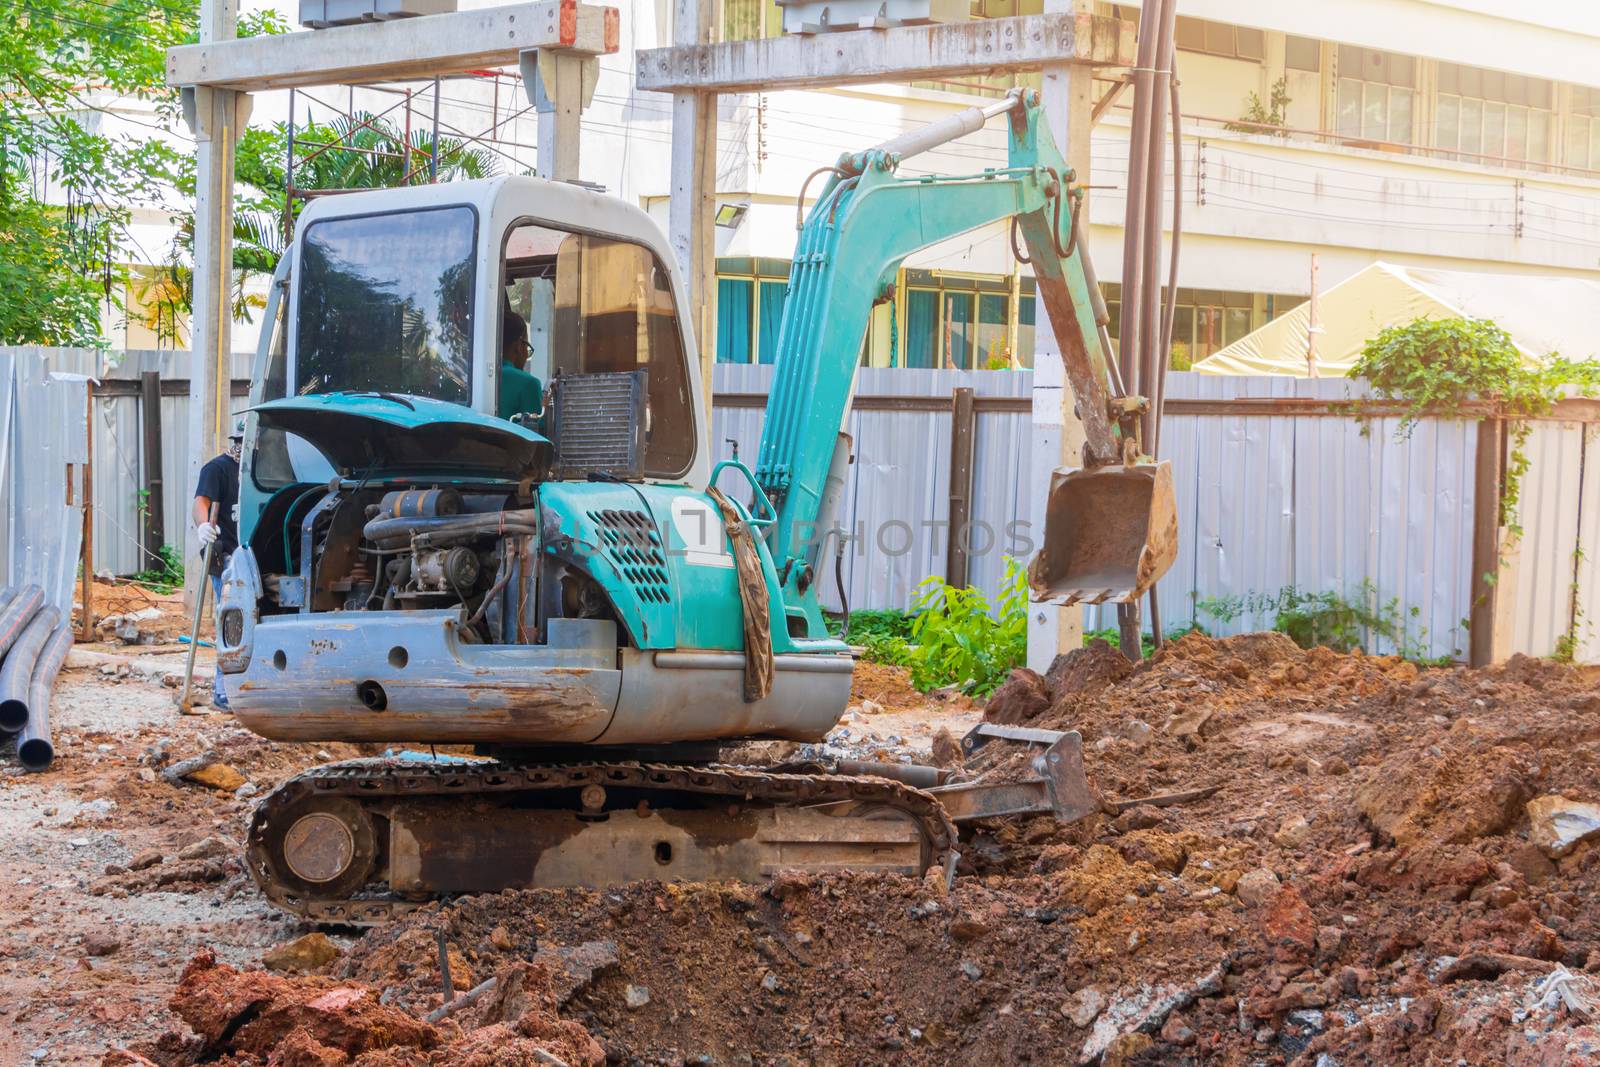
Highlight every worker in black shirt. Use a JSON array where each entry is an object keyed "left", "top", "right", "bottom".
[{"left": 193, "top": 419, "right": 243, "bottom": 710}]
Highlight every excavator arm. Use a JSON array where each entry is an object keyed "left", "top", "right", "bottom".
[{"left": 752, "top": 89, "right": 1177, "bottom": 607}]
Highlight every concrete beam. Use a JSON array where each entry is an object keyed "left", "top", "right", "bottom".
[
  {"left": 637, "top": 12, "right": 1133, "bottom": 95},
  {"left": 167, "top": 0, "right": 619, "bottom": 91}
]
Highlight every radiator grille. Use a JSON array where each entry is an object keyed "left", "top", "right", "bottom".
[
  {"left": 551, "top": 371, "right": 647, "bottom": 480},
  {"left": 589, "top": 508, "right": 671, "bottom": 604}
]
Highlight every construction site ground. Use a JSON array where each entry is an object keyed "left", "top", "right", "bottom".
[{"left": 4, "top": 618, "right": 1600, "bottom": 1065}]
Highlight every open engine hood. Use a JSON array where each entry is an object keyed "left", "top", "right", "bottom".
[{"left": 251, "top": 392, "right": 550, "bottom": 476}]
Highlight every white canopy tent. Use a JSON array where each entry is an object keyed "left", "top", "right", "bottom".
[{"left": 1192, "top": 262, "right": 1600, "bottom": 377}]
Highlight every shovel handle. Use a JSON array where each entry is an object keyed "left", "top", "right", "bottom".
[{"left": 179, "top": 502, "right": 220, "bottom": 709}]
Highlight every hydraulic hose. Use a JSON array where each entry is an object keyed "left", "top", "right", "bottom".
[
  {"left": 17, "top": 621, "right": 72, "bottom": 772},
  {"left": 362, "top": 510, "right": 540, "bottom": 547},
  {"left": 0, "top": 604, "right": 61, "bottom": 733}
]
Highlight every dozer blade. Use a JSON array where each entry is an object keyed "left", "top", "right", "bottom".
[{"left": 1028, "top": 460, "right": 1178, "bottom": 605}]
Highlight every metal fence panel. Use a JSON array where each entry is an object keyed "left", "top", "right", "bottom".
[
  {"left": 0, "top": 351, "right": 14, "bottom": 585},
  {"left": 7, "top": 348, "right": 1586, "bottom": 662},
  {"left": 3, "top": 355, "right": 88, "bottom": 614},
  {"left": 2, "top": 348, "right": 253, "bottom": 578},
  {"left": 1509, "top": 419, "right": 1587, "bottom": 658},
  {"left": 1573, "top": 425, "right": 1600, "bottom": 663},
  {"left": 710, "top": 364, "right": 1032, "bottom": 613}
]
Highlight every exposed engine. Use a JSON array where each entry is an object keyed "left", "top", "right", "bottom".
[{"left": 250, "top": 482, "right": 611, "bottom": 649}]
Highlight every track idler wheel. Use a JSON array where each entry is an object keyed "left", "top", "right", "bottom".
[{"left": 251, "top": 796, "right": 379, "bottom": 901}]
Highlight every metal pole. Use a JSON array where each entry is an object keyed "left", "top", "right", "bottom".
[
  {"left": 1307, "top": 253, "right": 1321, "bottom": 377},
  {"left": 284, "top": 88, "right": 296, "bottom": 241},
  {"left": 186, "top": 0, "right": 239, "bottom": 614},
  {"left": 430, "top": 77, "right": 442, "bottom": 182},
  {"left": 1116, "top": 0, "right": 1159, "bottom": 400},
  {"left": 140, "top": 371, "right": 165, "bottom": 568},
  {"left": 79, "top": 387, "right": 95, "bottom": 641}
]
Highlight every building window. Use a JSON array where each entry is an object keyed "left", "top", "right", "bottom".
[
  {"left": 715, "top": 259, "right": 790, "bottom": 364},
  {"left": 1335, "top": 45, "right": 1416, "bottom": 145},
  {"left": 1565, "top": 86, "right": 1600, "bottom": 170},
  {"left": 1174, "top": 16, "right": 1264, "bottom": 62},
  {"left": 1103, "top": 284, "right": 1260, "bottom": 368},
  {"left": 1285, "top": 35, "right": 1320, "bottom": 73},
  {"left": 1435, "top": 63, "right": 1553, "bottom": 166},
  {"left": 1017, "top": 295, "right": 1036, "bottom": 369},
  {"left": 898, "top": 272, "right": 1034, "bottom": 369}
]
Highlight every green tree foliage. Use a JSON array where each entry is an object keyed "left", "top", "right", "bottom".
[
  {"left": 139, "top": 111, "right": 500, "bottom": 343},
  {"left": 0, "top": 0, "right": 201, "bottom": 344}
]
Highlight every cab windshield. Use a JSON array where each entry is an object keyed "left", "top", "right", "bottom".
[{"left": 294, "top": 205, "right": 477, "bottom": 404}]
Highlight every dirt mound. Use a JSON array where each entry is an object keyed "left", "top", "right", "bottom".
[
  {"left": 79, "top": 578, "right": 194, "bottom": 644},
  {"left": 851, "top": 660, "right": 949, "bottom": 713},
  {"left": 1046, "top": 638, "right": 1134, "bottom": 697},
  {"left": 121, "top": 950, "right": 603, "bottom": 1067},
  {"left": 168, "top": 950, "right": 438, "bottom": 1061},
  {"left": 77, "top": 631, "right": 1600, "bottom": 1067},
  {"left": 1355, "top": 725, "right": 1535, "bottom": 848},
  {"left": 981, "top": 667, "right": 1052, "bottom": 725}
]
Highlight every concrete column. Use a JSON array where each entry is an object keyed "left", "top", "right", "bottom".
[
  {"left": 1026, "top": 0, "right": 1093, "bottom": 673},
  {"left": 528, "top": 50, "right": 596, "bottom": 182},
  {"left": 185, "top": 0, "right": 240, "bottom": 606},
  {"left": 668, "top": 0, "right": 718, "bottom": 414}
]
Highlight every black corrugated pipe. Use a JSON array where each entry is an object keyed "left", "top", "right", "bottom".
[
  {"left": 0, "top": 604, "right": 60, "bottom": 734},
  {"left": 0, "top": 586, "right": 45, "bottom": 662},
  {"left": 17, "top": 621, "right": 73, "bottom": 772}
]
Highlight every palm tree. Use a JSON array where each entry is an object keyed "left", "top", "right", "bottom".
[{"left": 143, "top": 111, "right": 500, "bottom": 340}]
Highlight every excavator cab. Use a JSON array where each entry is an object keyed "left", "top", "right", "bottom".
[{"left": 1029, "top": 460, "right": 1178, "bottom": 605}]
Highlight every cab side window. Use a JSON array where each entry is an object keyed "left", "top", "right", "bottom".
[{"left": 502, "top": 221, "right": 696, "bottom": 478}]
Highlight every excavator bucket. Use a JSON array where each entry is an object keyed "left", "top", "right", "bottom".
[{"left": 1028, "top": 461, "right": 1178, "bottom": 605}]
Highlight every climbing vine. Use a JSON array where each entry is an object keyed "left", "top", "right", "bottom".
[{"left": 1348, "top": 316, "right": 1600, "bottom": 536}]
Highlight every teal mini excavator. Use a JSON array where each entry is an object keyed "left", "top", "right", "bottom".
[{"left": 218, "top": 89, "right": 1177, "bottom": 921}]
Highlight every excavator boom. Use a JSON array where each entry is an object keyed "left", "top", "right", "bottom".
[{"left": 754, "top": 89, "right": 1176, "bottom": 606}]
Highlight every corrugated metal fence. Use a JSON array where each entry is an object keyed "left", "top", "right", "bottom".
[
  {"left": 713, "top": 364, "right": 1032, "bottom": 614},
  {"left": 0, "top": 351, "right": 89, "bottom": 616},
  {"left": 712, "top": 366, "right": 1588, "bottom": 664},
  {"left": 13, "top": 348, "right": 253, "bottom": 578},
  {"left": 5, "top": 347, "right": 1590, "bottom": 662}
]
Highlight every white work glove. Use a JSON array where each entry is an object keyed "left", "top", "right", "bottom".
[{"left": 197, "top": 522, "right": 220, "bottom": 546}]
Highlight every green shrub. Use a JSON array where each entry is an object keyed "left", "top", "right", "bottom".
[
  {"left": 898, "top": 558, "right": 1029, "bottom": 697},
  {"left": 1349, "top": 316, "right": 1600, "bottom": 535},
  {"left": 132, "top": 544, "right": 185, "bottom": 594},
  {"left": 1198, "top": 580, "right": 1455, "bottom": 664}
]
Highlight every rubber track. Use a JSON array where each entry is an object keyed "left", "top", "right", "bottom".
[{"left": 247, "top": 758, "right": 958, "bottom": 924}]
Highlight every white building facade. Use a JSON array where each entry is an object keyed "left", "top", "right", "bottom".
[{"left": 77, "top": 0, "right": 1600, "bottom": 367}]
